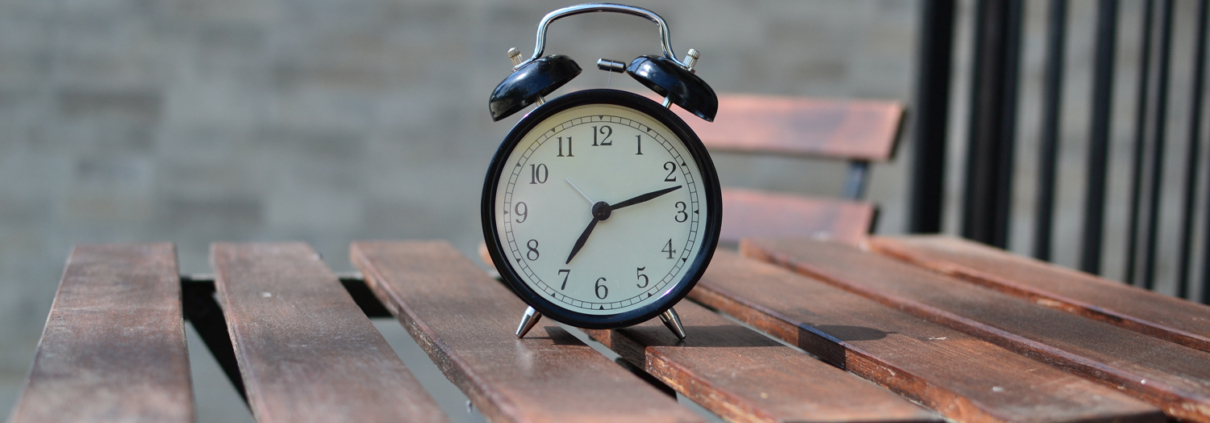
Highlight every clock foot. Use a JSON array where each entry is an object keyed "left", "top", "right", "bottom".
[
  {"left": 659, "top": 308, "right": 686, "bottom": 340},
  {"left": 515, "top": 306, "right": 542, "bottom": 339}
]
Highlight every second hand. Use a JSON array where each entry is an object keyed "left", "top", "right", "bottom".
[{"left": 565, "top": 178, "right": 594, "bottom": 204}]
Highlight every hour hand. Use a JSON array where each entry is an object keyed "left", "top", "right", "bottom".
[
  {"left": 610, "top": 185, "right": 682, "bottom": 210},
  {"left": 566, "top": 217, "right": 599, "bottom": 264},
  {"left": 566, "top": 201, "right": 612, "bottom": 264}
]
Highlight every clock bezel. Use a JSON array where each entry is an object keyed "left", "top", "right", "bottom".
[{"left": 481, "top": 89, "right": 722, "bottom": 329}]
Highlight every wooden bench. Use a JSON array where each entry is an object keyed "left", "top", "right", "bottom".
[
  {"left": 16, "top": 238, "right": 1210, "bottom": 422},
  {"left": 670, "top": 94, "right": 904, "bottom": 246}
]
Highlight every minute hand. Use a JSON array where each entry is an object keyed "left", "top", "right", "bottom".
[{"left": 610, "top": 185, "right": 682, "bottom": 210}]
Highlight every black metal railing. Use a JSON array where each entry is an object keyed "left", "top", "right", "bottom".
[{"left": 908, "top": 0, "right": 1210, "bottom": 303}]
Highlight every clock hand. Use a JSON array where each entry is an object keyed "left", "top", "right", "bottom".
[
  {"left": 565, "top": 178, "right": 594, "bottom": 204},
  {"left": 566, "top": 201, "right": 613, "bottom": 264},
  {"left": 564, "top": 185, "right": 677, "bottom": 265},
  {"left": 565, "top": 216, "right": 599, "bottom": 264},
  {"left": 610, "top": 185, "right": 682, "bottom": 211}
]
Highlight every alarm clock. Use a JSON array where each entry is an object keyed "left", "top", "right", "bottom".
[{"left": 481, "top": 3, "right": 721, "bottom": 340}]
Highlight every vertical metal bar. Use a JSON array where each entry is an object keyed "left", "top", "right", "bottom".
[
  {"left": 963, "top": 0, "right": 1024, "bottom": 248},
  {"left": 909, "top": 0, "right": 957, "bottom": 234},
  {"left": 963, "top": 0, "right": 991, "bottom": 244},
  {"left": 1034, "top": 0, "right": 1068, "bottom": 261},
  {"left": 1125, "top": 0, "right": 1155, "bottom": 286},
  {"left": 1080, "top": 0, "right": 1118, "bottom": 274},
  {"left": 843, "top": 161, "right": 870, "bottom": 200},
  {"left": 1141, "top": 0, "right": 1175, "bottom": 291},
  {"left": 1204, "top": 111, "right": 1210, "bottom": 305},
  {"left": 1179, "top": 0, "right": 1208, "bottom": 298},
  {"left": 995, "top": 0, "right": 1024, "bottom": 248}
]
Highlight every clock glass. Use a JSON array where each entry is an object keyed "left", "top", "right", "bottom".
[{"left": 483, "top": 89, "right": 720, "bottom": 328}]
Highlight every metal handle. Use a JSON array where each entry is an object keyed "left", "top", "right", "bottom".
[{"left": 517, "top": 3, "right": 688, "bottom": 70}]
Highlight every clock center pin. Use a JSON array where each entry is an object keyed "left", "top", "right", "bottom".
[{"left": 591, "top": 201, "right": 612, "bottom": 221}]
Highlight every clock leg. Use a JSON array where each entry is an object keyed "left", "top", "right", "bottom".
[
  {"left": 659, "top": 308, "right": 687, "bottom": 340},
  {"left": 515, "top": 306, "right": 542, "bottom": 339}
]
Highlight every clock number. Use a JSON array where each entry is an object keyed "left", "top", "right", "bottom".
[
  {"left": 526, "top": 239, "right": 540, "bottom": 260},
  {"left": 595, "top": 277, "right": 608, "bottom": 299},
  {"left": 529, "top": 164, "right": 548, "bottom": 184},
  {"left": 514, "top": 202, "right": 528, "bottom": 223},
  {"left": 674, "top": 201, "right": 688, "bottom": 222},
  {"left": 663, "top": 161, "right": 677, "bottom": 182},
  {"left": 557, "top": 137, "right": 573, "bottom": 157},
  {"left": 558, "top": 269, "right": 570, "bottom": 290},
  {"left": 662, "top": 239, "right": 677, "bottom": 259},
  {"left": 636, "top": 267, "right": 648, "bottom": 288},
  {"left": 592, "top": 126, "right": 612, "bottom": 146},
  {"left": 635, "top": 135, "right": 643, "bottom": 155}
]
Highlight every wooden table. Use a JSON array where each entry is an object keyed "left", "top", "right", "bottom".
[{"left": 9, "top": 237, "right": 1210, "bottom": 423}]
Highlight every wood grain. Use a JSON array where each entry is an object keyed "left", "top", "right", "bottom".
[
  {"left": 351, "top": 241, "right": 704, "bottom": 423},
  {"left": 719, "top": 188, "right": 874, "bottom": 245},
  {"left": 870, "top": 235, "right": 1210, "bottom": 353},
  {"left": 689, "top": 251, "right": 1161, "bottom": 423},
  {"left": 8, "top": 244, "right": 194, "bottom": 423},
  {"left": 584, "top": 300, "right": 939, "bottom": 423},
  {"left": 674, "top": 94, "right": 904, "bottom": 162},
  {"left": 743, "top": 238, "right": 1210, "bottom": 423},
  {"left": 211, "top": 242, "right": 449, "bottom": 423}
]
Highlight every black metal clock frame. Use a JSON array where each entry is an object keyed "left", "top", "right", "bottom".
[{"left": 481, "top": 89, "right": 722, "bottom": 329}]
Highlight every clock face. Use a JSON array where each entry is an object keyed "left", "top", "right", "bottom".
[{"left": 482, "top": 89, "right": 721, "bottom": 328}]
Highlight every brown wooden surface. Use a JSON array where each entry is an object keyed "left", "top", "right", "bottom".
[
  {"left": 720, "top": 188, "right": 874, "bottom": 245},
  {"left": 585, "top": 301, "right": 939, "bottom": 423},
  {"left": 351, "top": 241, "right": 704, "bottom": 423},
  {"left": 8, "top": 244, "right": 194, "bottom": 423},
  {"left": 870, "top": 235, "right": 1210, "bottom": 353},
  {"left": 689, "top": 251, "right": 1161, "bottom": 423},
  {"left": 743, "top": 238, "right": 1210, "bottom": 423},
  {"left": 211, "top": 243, "right": 449, "bottom": 423},
  {"left": 675, "top": 94, "right": 904, "bottom": 162}
]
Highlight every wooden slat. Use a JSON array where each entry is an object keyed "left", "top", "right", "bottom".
[
  {"left": 584, "top": 300, "right": 939, "bottom": 423},
  {"left": 351, "top": 241, "right": 704, "bottom": 423},
  {"left": 689, "top": 251, "right": 1161, "bottom": 423},
  {"left": 675, "top": 94, "right": 904, "bottom": 162},
  {"left": 870, "top": 235, "right": 1210, "bottom": 353},
  {"left": 211, "top": 243, "right": 448, "bottom": 423},
  {"left": 743, "top": 238, "right": 1210, "bottom": 423},
  {"left": 720, "top": 188, "right": 874, "bottom": 246},
  {"left": 9, "top": 244, "right": 193, "bottom": 423}
]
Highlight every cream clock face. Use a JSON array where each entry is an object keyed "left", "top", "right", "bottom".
[{"left": 492, "top": 101, "right": 710, "bottom": 316}]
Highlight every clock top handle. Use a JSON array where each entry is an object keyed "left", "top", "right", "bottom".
[{"left": 518, "top": 3, "right": 691, "bottom": 71}]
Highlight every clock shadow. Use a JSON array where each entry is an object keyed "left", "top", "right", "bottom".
[
  {"left": 536, "top": 326, "right": 586, "bottom": 346},
  {"left": 614, "top": 323, "right": 892, "bottom": 348},
  {"left": 806, "top": 324, "right": 894, "bottom": 342},
  {"left": 612, "top": 324, "right": 779, "bottom": 348}
]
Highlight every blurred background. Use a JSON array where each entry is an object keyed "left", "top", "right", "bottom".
[{"left": 1, "top": 0, "right": 1204, "bottom": 421}]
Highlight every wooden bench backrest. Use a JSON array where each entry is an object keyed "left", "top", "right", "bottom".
[{"left": 673, "top": 94, "right": 905, "bottom": 162}]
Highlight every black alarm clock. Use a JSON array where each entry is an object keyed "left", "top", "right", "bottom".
[{"left": 481, "top": 3, "right": 721, "bottom": 340}]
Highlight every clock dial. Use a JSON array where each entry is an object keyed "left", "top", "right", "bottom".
[{"left": 489, "top": 95, "right": 715, "bottom": 320}]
